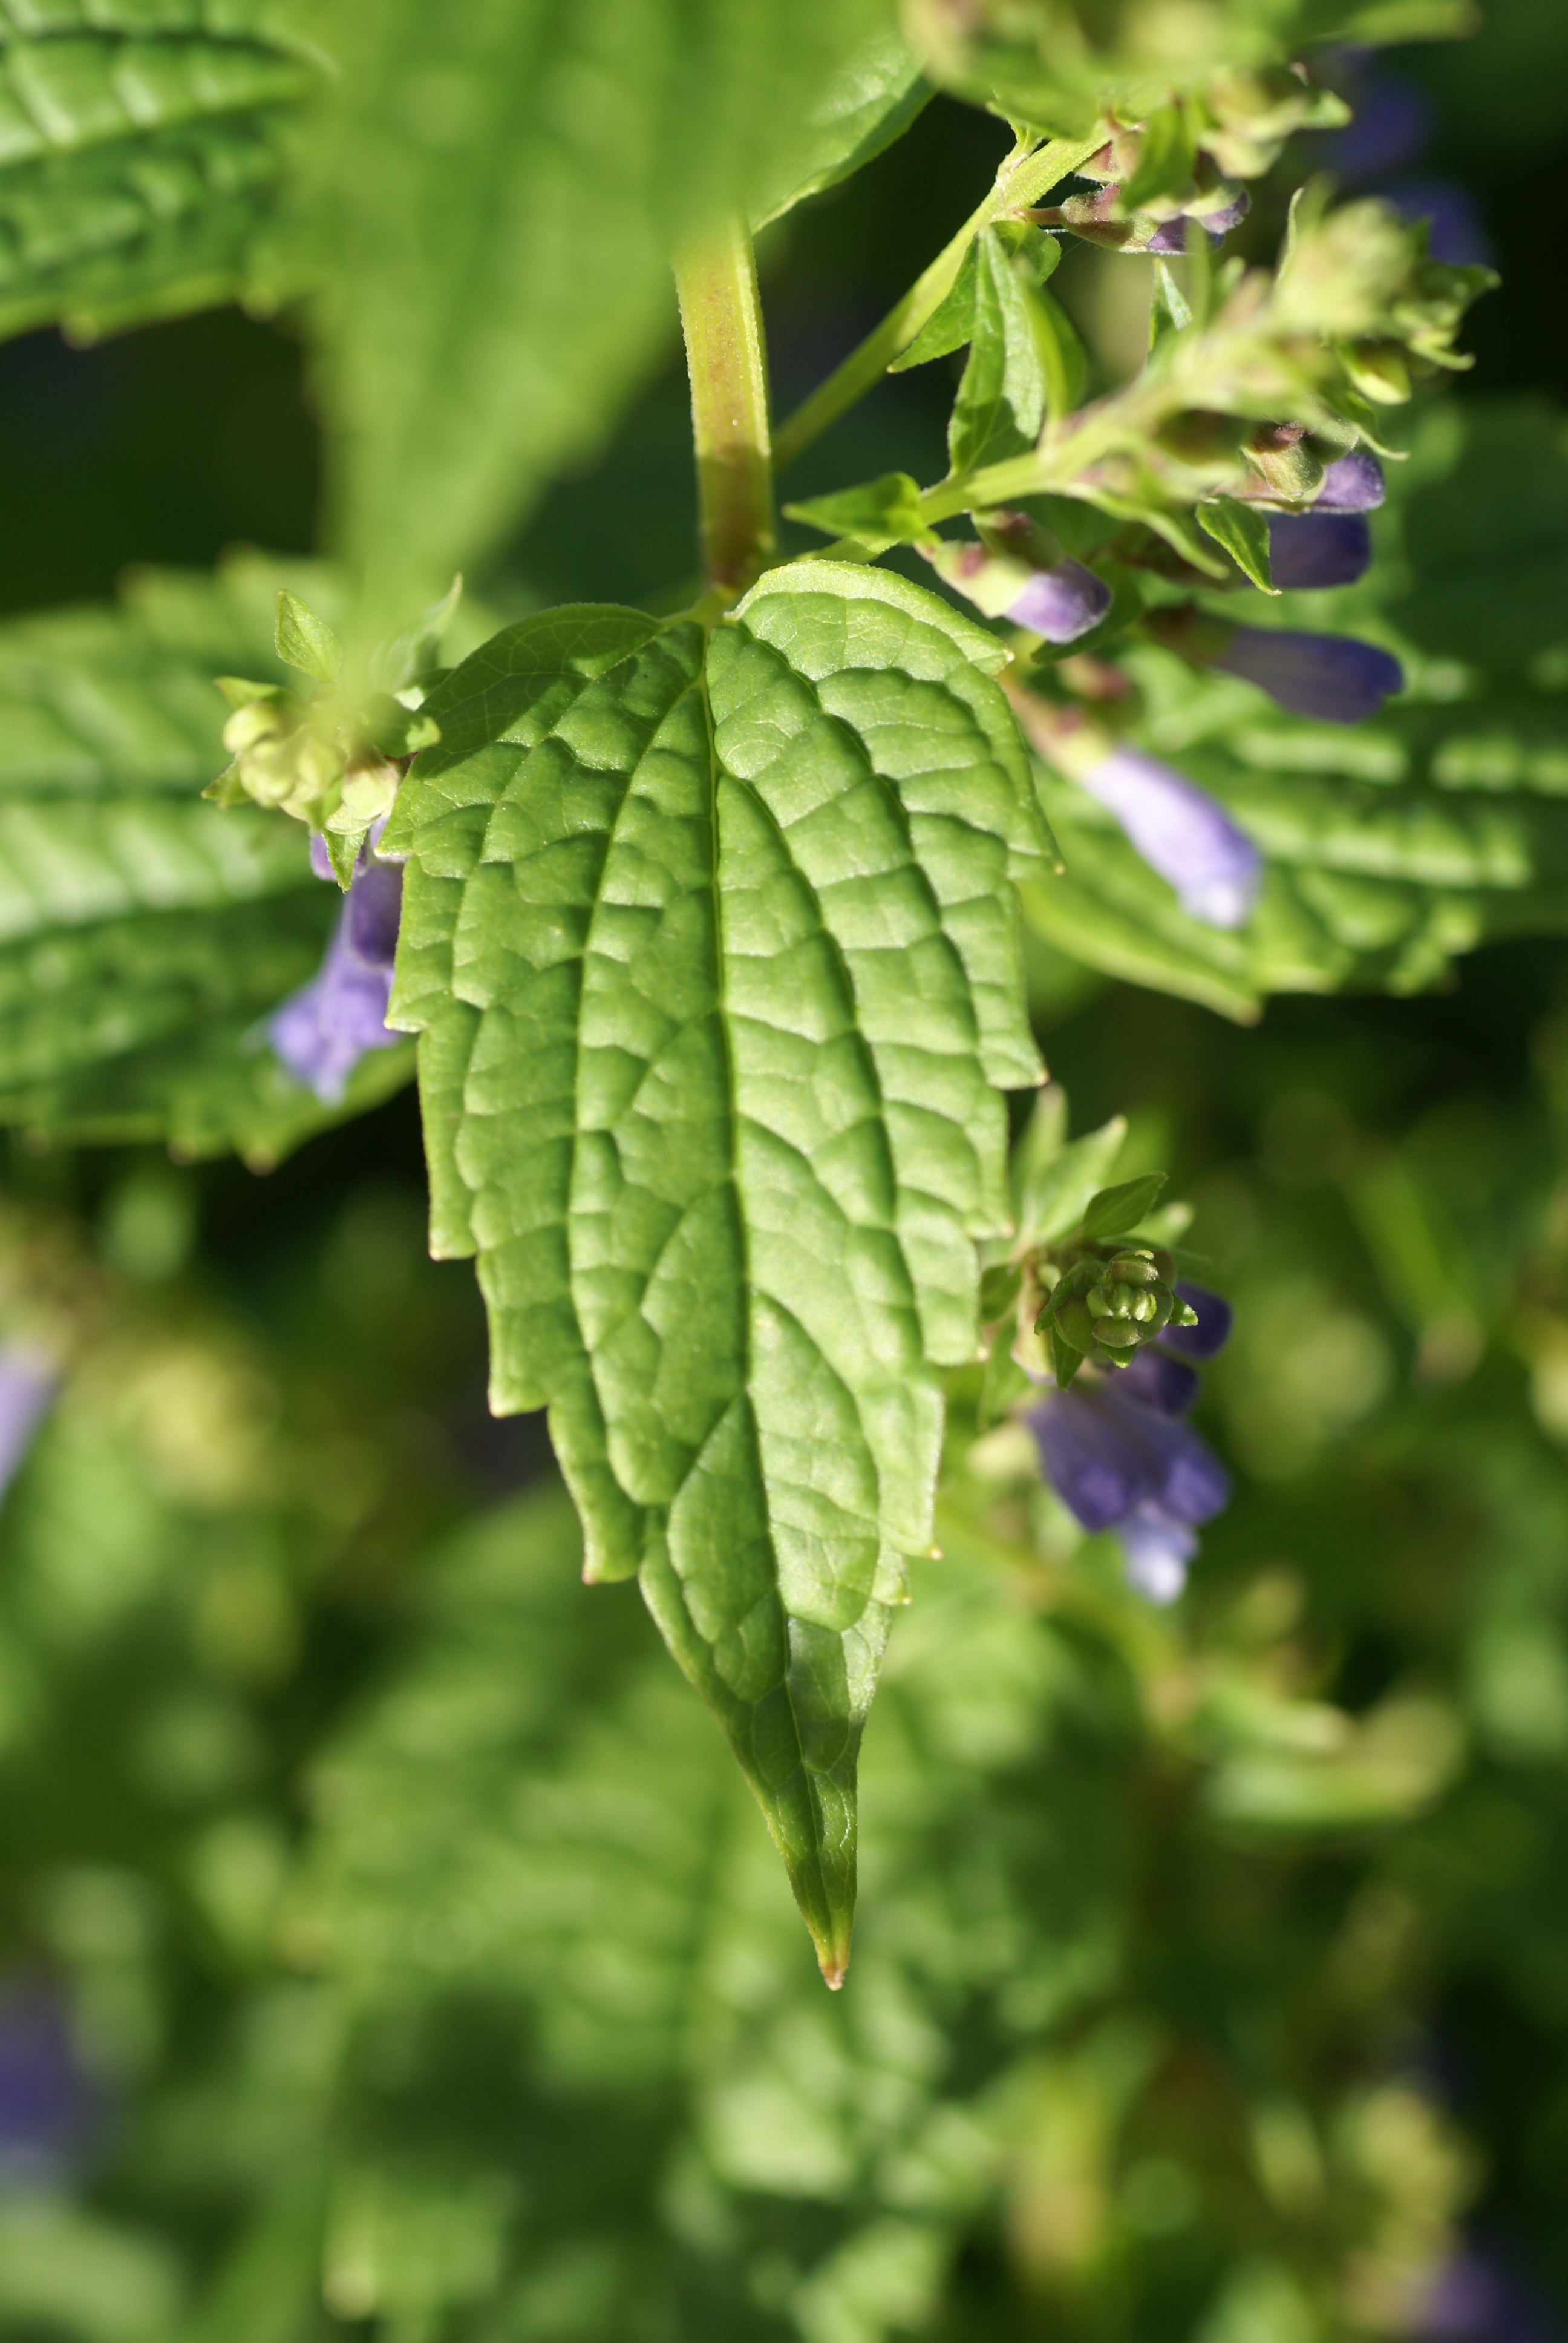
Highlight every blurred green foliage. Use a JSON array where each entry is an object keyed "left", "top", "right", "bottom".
[{"left": 0, "top": 1, "right": 1566, "bottom": 2335}]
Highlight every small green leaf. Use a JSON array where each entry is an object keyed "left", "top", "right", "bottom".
[
  {"left": 1149, "top": 257, "right": 1194, "bottom": 350},
  {"left": 1017, "top": 1112, "right": 1131, "bottom": 1250},
  {"left": 785, "top": 472, "right": 934, "bottom": 550},
  {"left": 1198, "top": 498, "right": 1277, "bottom": 592},
  {"left": 384, "top": 563, "right": 1053, "bottom": 1981},
  {"left": 1029, "top": 283, "right": 1091, "bottom": 420},
  {"left": 948, "top": 228, "right": 1048, "bottom": 478},
  {"left": 1082, "top": 1174, "right": 1167, "bottom": 1239},
  {"left": 275, "top": 593, "right": 344, "bottom": 687}
]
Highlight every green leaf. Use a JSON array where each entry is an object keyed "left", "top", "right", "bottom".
[
  {"left": 273, "top": 589, "right": 342, "bottom": 687},
  {"left": 1014, "top": 1099, "right": 1129, "bottom": 1250},
  {"left": 316, "top": 0, "right": 895, "bottom": 632},
  {"left": 785, "top": 471, "right": 934, "bottom": 551},
  {"left": 752, "top": 28, "right": 930, "bottom": 230},
  {"left": 0, "top": 7, "right": 317, "bottom": 347},
  {"left": 1198, "top": 496, "right": 1277, "bottom": 592},
  {"left": 1081, "top": 1173, "right": 1166, "bottom": 1239},
  {"left": 947, "top": 226, "right": 1047, "bottom": 479},
  {"left": 382, "top": 562, "right": 1053, "bottom": 1979}
]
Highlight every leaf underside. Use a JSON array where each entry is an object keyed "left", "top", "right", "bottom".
[
  {"left": 385, "top": 562, "right": 1050, "bottom": 1978},
  {"left": 0, "top": 7, "right": 315, "bottom": 346}
]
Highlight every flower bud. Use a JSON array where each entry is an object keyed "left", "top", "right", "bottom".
[
  {"left": 1094, "top": 1317, "right": 1143, "bottom": 1348},
  {"left": 1343, "top": 339, "right": 1411, "bottom": 404},
  {"left": 1243, "top": 423, "right": 1324, "bottom": 503}
]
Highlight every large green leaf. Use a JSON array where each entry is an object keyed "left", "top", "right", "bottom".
[
  {"left": 751, "top": 27, "right": 929, "bottom": 231},
  {"left": 0, "top": 556, "right": 414, "bottom": 1164},
  {"left": 0, "top": 4, "right": 316, "bottom": 344},
  {"left": 314, "top": 0, "right": 895, "bottom": 632},
  {"left": 383, "top": 561, "right": 1051, "bottom": 1977}
]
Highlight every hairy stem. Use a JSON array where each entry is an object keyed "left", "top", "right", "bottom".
[
  {"left": 771, "top": 130, "right": 1106, "bottom": 476},
  {"left": 675, "top": 218, "right": 776, "bottom": 599}
]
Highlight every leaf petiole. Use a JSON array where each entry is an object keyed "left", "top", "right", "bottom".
[{"left": 674, "top": 217, "right": 777, "bottom": 599}]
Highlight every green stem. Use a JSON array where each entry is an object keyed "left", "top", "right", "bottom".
[
  {"left": 675, "top": 218, "right": 776, "bottom": 600},
  {"left": 771, "top": 129, "right": 1106, "bottom": 476}
]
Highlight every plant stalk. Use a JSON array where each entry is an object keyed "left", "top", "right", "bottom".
[
  {"left": 771, "top": 130, "right": 1106, "bottom": 476},
  {"left": 675, "top": 218, "right": 776, "bottom": 600}
]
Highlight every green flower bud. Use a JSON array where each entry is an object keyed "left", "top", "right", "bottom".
[
  {"left": 1094, "top": 1316, "right": 1142, "bottom": 1348},
  {"left": 1106, "top": 1250, "right": 1160, "bottom": 1285}
]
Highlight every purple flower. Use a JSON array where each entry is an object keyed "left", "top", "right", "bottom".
[
  {"left": 1076, "top": 746, "right": 1262, "bottom": 928},
  {"left": 1028, "top": 1314, "right": 1231, "bottom": 1602},
  {"left": 270, "top": 848, "right": 404, "bottom": 1106},
  {"left": 0, "top": 1980, "right": 94, "bottom": 2186},
  {"left": 0, "top": 1348, "right": 53, "bottom": 1505},
  {"left": 1316, "top": 450, "right": 1386, "bottom": 512},
  {"left": 1161, "top": 1282, "right": 1232, "bottom": 1360},
  {"left": 1322, "top": 75, "right": 1432, "bottom": 182},
  {"left": 1419, "top": 2250, "right": 1555, "bottom": 2343},
  {"left": 1214, "top": 626, "right": 1403, "bottom": 723},
  {"left": 1268, "top": 511, "right": 1372, "bottom": 590},
  {"left": 1146, "top": 191, "right": 1249, "bottom": 253},
  {"left": 1007, "top": 559, "right": 1112, "bottom": 644},
  {"left": 1383, "top": 176, "right": 1494, "bottom": 268}
]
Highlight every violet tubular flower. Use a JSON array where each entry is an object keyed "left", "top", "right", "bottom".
[
  {"left": 1267, "top": 448, "right": 1385, "bottom": 589},
  {"left": 0, "top": 1348, "right": 53, "bottom": 1504},
  {"left": 1213, "top": 626, "right": 1403, "bottom": 723},
  {"left": 1008, "top": 559, "right": 1112, "bottom": 644},
  {"left": 1146, "top": 191, "right": 1250, "bottom": 253},
  {"left": 270, "top": 848, "right": 405, "bottom": 1106},
  {"left": 1027, "top": 1283, "right": 1233, "bottom": 1604},
  {"left": 0, "top": 1979, "right": 94, "bottom": 2187},
  {"left": 1077, "top": 746, "right": 1262, "bottom": 928}
]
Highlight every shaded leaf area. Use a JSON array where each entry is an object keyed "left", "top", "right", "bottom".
[
  {"left": 0, "top": 2, "right": 318, "bottom": 344},
  {"left": 384, "top": 564, "right": 1051, "bottom": 1973},
  {"left": 751, "top": 28, "right": 929, "bottom": 232},
  {"left": 1024, "top": 402, "right": 1568, "bottom": 1020},
  {"left": 316, "top": 0, "right": 893, "bottom": 628},
  {"left": 0, "top": 554, "right": 413, "bottom": 1165}
]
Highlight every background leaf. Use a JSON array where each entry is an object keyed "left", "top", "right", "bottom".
[
  {"left": 384, "top": 565, "right": 1051, "bottom": 1975},
  {"left": 313, "top": 0, "right": 897, "bottom": 632},
  {"left": 0, "top": 4, "right": 316, "bottom": 346},
  {"left": 751, "top": 27, "right": 929, "bottom": 231}
]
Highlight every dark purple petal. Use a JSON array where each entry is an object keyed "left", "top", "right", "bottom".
[
  {"left": 1160, "top": 1282, "right": 1232, "bottom": 1360},
  {"left": 1007, "top": 559, "right": 1112, "bottom": 644},
  {"left": 1077, "top": 746, "right": 1261, "bottom": 928},
  {"left": 0, "top": 1981, "right": 93, "bottom": 2185},
  {"left": 1380, "top": 175, "right": 1493, "bottom": 267},
  {"left": 1146, "top": 191, "right": 1249, "bottom": 254},
  {"left": 1316, "top": 450, "right": 1386, "bottom": 511},
  {"left": 1030, "top": 1386, "right": 1153, "bottom": 1531},
  {"left": 1321, "top": 76, "right": 1432, "bottom": 181},
  {"left": 1030, "top": 1381, "right": 1230, "bottom": 1532},
  {"left": 1214, "top": 626, "right": 1403, "bottom": 723},
  {"left": 0, "top": 1349, "right": 53, "bottom": 1501},
  {"left": 1114, "top": 1346, "right": 1200, "bottom": 1417},
  {"left": 1267, "top": 511, "right": 1372, "bottom": 591},
  {"left": 344, "top": 859, "right": 403, "bottom": 966},
  {"left": 1119, "top": 1504, "right": 1196, "bottom": 1603}
]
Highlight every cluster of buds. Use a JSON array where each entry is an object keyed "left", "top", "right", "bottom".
[
  {"left": 205, "top": 590, "right": 442, "bottom": 881},
  {"left": 1037, "top": 1239, "right": 1200, "bottom": 1381},
  {"left": 924, "top": 507, "right": 1111, "bottom": 642}
]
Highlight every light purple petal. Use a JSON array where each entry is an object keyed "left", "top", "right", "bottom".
[
  {"left": 0, "top": 1351, "right": 53, "bottom": 1500},
  {"left": 308, "top": 833, "right": 335, "bottom": 881},
  {"left": 269, "top": 856, "right": 405, "bottom": 1106},
  {"left": 1030, "top": 1382, "right": 1230, "bottom": 1533},
  {"left": 1267, "top": 511, "right": 1372, "bottom": 590},
  {"left": 1077, "top": 746, "right": 1262, "bottom": 928},
  {"left": 1316, "top": 450, "right": 1386, "bottom": 512},
  {"left": 1119, "top": 1504, "right": 1197, "bottom": 1604},
  {"left": 1146, "top": 191, "right": 1249, "bottom": 254},
  {"left": 1215, "top": 626, "right": 1403, "bottom": 723},
  {"left": 1007, "top": 560, "right": 1112, "bottom": 645},
  {"left": 1160, "top": 1283, "right": 1232, "bottom": 1362}
]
